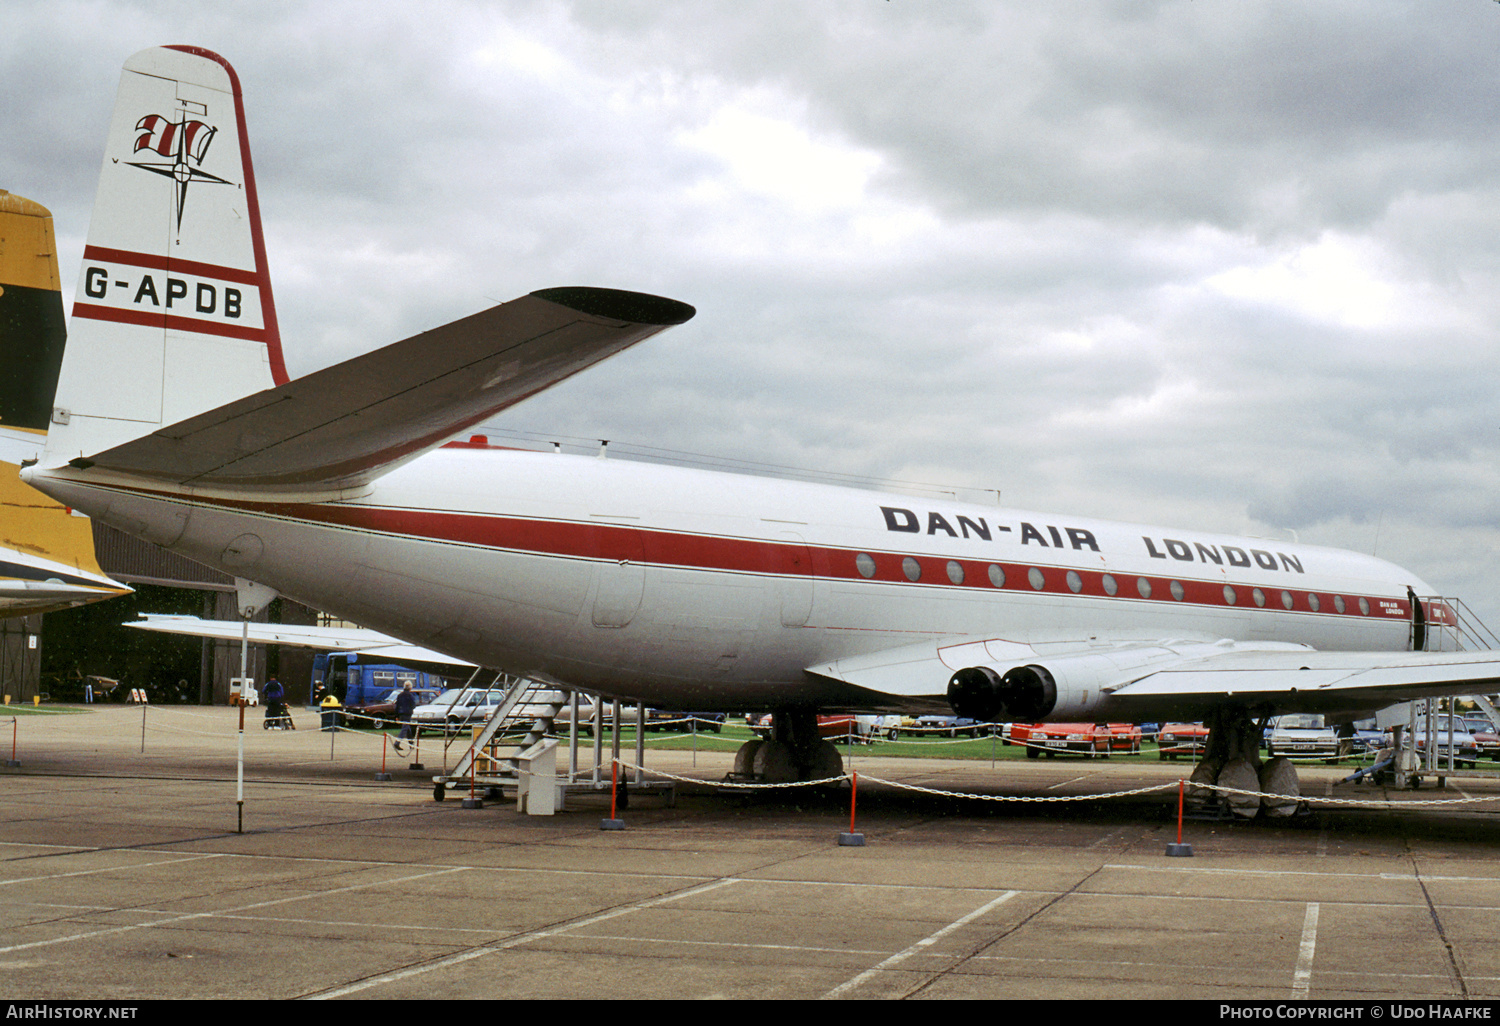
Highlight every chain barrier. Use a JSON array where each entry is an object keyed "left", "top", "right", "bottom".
[
  {"left": 27, "top": 707, "right": 1500, "bottom": 812},
  {"left": 605, "top": 759, "right": 1500, "bottom": 809},
  {"left": 1202, "top": 781, "right": 1500, "bottom": 809}
]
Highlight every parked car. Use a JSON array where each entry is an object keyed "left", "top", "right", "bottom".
[
  {"left": 1349, "top": 718, "right": 1385, "bottom": 756},
  {"left": 1461, "top": 717, "right": 1499, "bottom": 761},
  {"left": 1104, "top": 723, "right": 1144, "bottom": 754},
  {"left": 1010, "top": 722, "right": 1112, "bottom": 758},
  {"left": 410, "top": 687, "right": 508, "bottom": 728},
  {"left": 345, "top": 685, "right": 446, "bottom": 728},
  {"left": 1157, "top": 722, "right": 1208, "bottom": 760},
  {"left": 748, "top": 713, "right": 884, "bottom": 742},
  {"left": 1410, "top": 717, "right": 1480, "bottom": 768},
  {"left": 913, "top": 714, "right": 988, "bottom": 738},
  {"left": 645, "top": 710, "right": 727, "bottom": 733},
  {"left": 1265, "top": 714, "right": 1351, "bottom": 762}
]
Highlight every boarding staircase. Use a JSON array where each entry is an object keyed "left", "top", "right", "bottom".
[
  {"left": 429, "top": 675, "right": 675, "bottom": 810},
  {"left": 432, "top": 674, "right": 569, "bottom": 799},
  {"left": 1426, "top": 596, "right": 1500, "bottom": 653},
  {"left": 1350, "top": 595, "right": 1500, "bottom": 789}
]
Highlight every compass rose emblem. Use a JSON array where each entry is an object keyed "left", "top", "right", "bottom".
[{"left": 127, "top": 114, "right": 232, "bottom": 230}]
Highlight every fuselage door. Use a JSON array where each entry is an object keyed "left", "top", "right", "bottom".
[
  {"left": 771, "top": 531, "right": 814, "bottom": 628},
  {"left": 592, "top": 525, "right": 645, "bottom": 628},
  {"left": 1408, "top": 587, "right": 1427, "bottom": 652}
]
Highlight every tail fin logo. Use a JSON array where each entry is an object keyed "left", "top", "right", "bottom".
[{"left": 127, "top": 113, "right": 232, "bottom": 229}]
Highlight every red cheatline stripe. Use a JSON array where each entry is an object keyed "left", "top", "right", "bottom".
[
  {"left": 100, "top": 482, "right": 1403, "bottom": 621},
  {"left": 72, "top": 302, "right": 266, "bottom": 342},
  {"left": 82, "top": 245, "right": 262, "bottom": 286}
]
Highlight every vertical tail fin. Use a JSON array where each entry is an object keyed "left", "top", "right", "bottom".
[
  {"left": 46, "top": 45, "right": 286, "bottom": 466},
  {"left": 0, "top": 191, "right": 128, "bottom": 613}
]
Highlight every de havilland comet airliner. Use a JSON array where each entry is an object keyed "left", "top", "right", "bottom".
[{"left": 24, "top": 46, "right": 1500, "bottom": 794}]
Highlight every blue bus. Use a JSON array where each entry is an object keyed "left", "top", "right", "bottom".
[{"left": 309, "top": 652, "right": 451, "bottom": 710}]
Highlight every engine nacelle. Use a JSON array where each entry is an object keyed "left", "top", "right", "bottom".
[{"left": 947, "top": 664, "right": 1058, "bottom": 722}]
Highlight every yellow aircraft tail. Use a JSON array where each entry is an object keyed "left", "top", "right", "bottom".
[{"left": 0, "top": 191, "right": 124, "bottom": 609}]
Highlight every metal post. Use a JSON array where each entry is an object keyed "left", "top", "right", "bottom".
[
  {"left": 610, "top": 699, "right": 621, "bottom": 778},
  {"left": 567, "top": 691, "right": 579, "bottom": 782},
  {"left": 634, "top": 702, "right": 645, "bottom": 784},
  {"left": 237, "top": 615, "right": 248, "bottom": 833},
  {"left": 591, "top": 696, "right": 603, "bottom": 783}
]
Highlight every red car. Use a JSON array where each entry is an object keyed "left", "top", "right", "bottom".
[
  {"left": 1104, "top": 723, "right": 1144, "bottom": 754},
  {"left": 748, "top": 713, "right": 866, "bottom": 742},
  {"left": 1157, "top": 722, "right": 1209, "bottom": 760},
  {"left": 1010, "top": 723, "right": 1113, "bottom": 759}
]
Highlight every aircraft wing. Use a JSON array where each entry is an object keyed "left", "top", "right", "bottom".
[
  {"left": 68, "top": 288, "right": 694, "bottom": 490},
  {"left": 127, "top": 614, "right": 476, "bottom": 666},
  {"left": 806, "top": 635, "right": 1500, "bottom": 720}
]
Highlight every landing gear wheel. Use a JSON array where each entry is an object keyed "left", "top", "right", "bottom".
[
  {"left": 432, "top": 783, "right": 446, "bottom": 802},
  {"left": 752, "top": 740, "right": 799, "bottom": 784},
  {"left": 733, "top": 739, "right": 764, "bottom": 778},
  {"left": 809, "top": 740, "right": 844, "bottom": 784}
]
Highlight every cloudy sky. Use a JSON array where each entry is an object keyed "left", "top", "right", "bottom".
[{"left": 7, "top": 0, "right": 1500, "bottom": 626}]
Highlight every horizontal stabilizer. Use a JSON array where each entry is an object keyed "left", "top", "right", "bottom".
[{"left": 62, "top": 287, "right": 694, "bottom": 489}]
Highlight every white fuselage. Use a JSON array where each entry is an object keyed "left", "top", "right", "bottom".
[{"left": 30, "top": 448, "right": 1428, "bottom": 711}]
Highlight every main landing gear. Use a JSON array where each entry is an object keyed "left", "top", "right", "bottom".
[
  {"left": 1188, "top": 706, "right": 1301, "bottom": 819},
  {"left": 731, "top": 709, "right": 843, "bottom": 786}
]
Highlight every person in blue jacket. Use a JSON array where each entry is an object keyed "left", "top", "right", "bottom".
[
  {"left": 263, "top": 677, "right": 291, "bottom": 729},
  {"left": 393, "top": 683, "right": 418, "bottom": 753}
]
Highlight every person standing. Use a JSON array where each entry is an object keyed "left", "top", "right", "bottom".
[{"left": 393, "top": 683, "right": 418, "bottom": 754}]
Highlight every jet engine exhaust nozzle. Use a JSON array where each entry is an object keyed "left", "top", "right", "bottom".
[{"left": 947, "top": 664, "right": 1058, "bottom": 722}]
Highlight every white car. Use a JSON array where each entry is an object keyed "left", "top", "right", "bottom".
[
  {"left": 1266, "top": 714, "right": 1351, "bottom": 762},
  {"left": 410, "top": 688, "right": 508, "bottom": 727}
]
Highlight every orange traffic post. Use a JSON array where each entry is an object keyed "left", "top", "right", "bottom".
[
  {"left": 1165, "top": 778, "right": 1193, "bottom": 857},
  {"left": 375, "top": 734, "right": 392, "bottom": 781},
  {"left": 839, "top": 770, "right": 865, "bottom": 846},
  {"left": 601, "top": 758, "right": 625, "bottom": 830}
]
